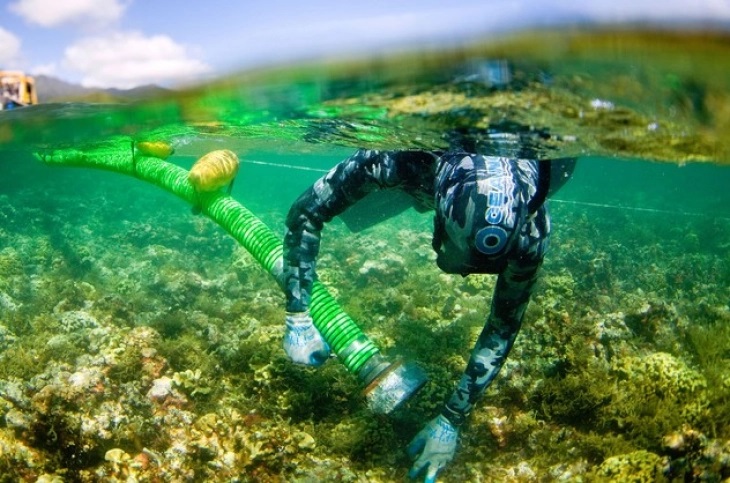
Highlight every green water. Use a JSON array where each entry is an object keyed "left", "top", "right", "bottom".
[{"left": 0, "top": 28, "right": 729, "bottom": 481}]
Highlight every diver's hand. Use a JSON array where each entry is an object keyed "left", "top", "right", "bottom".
[
  {"left": 283, "top": 311, "right": 330, "bottom": 367},
  {"left": 407, "top": 414, "right": 458, "bottom": 483}
]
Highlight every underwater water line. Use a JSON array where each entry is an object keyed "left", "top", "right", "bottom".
[
  {"left": 550, "top": 199, "right": 730, "bottom": 221},
  {"left": 36, "top": 144, "right": 426, "bottom": 414},
  {"left": 248, "top": 159, "right": 730, "bottom": 221},
  {"left": 244, "top": 159, "right": 330, "bottom": 173}
]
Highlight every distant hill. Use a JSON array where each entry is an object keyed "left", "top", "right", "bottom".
[{"left": 35, "top": 75, "right": 171, "bottom": 103}]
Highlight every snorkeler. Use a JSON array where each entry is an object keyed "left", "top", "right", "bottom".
[{"left": 281, "top": 146, "right": 575, "bottom": 482}]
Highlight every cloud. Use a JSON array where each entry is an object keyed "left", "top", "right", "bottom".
[
  {"left": 30, "top": 62, "right": 58, "bottom": 76},
  {"left": 63, "top": 31, "right": 211, "bottom": 88},
  {"left": 235, "top": 4, "right": 515, "bottom": 65},
  {"left": 0, "top": 27, "right": 22, "bottom": 65},
  {"left": 551, "top": 0, "right": 730, "bottom": 23},
  {"left": 9, "top": 0, "right": 127, "bottom": 28}
]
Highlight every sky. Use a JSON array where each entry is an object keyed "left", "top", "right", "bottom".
[{"left": 1, "top": 0, "right": 729, "bottom": 89}]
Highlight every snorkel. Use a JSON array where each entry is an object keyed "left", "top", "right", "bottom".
[{"left": 36, "top": 142, "right": 426, "bottom": 414}]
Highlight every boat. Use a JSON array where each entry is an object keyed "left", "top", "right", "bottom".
[{"left": 1, "top": 71, "right": 38, "bottom": 109}]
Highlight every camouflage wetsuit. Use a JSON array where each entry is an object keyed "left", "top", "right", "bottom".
[{"left": 283, "top": 148, "right": 563, "bottom": 427}]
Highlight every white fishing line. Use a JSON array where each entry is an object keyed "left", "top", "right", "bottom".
[
  {"left": 245, "top": 159, "right": 730, "bottom": 220},
  {"left": 550, "top": 198, "right": 730, "bottom": 220},
  {"left": 246, "top": 159, "right": 329, "bottom": 173}
]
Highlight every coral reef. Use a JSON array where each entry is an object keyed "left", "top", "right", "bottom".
[
  {"left": 0, "top": 179, "right": 728, "bottom": 482},
  {"left": 593, "top": 450, "right": 669, "bottom": 482}
]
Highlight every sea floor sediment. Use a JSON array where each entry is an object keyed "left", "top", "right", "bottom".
[{"left": 0, "top": 168, "right": 729, "bottom": 482}]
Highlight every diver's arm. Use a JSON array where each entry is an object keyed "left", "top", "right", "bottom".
[
  {"left": 283, "top": 149, "right": 432, "bottom": 312},
  {"left": 408, "top": 254, "right": 542, "bottom": 482},
  {"left": 282, "top": 149, "right": 408, "bottom": 365},
  {"left": 441, "top": 253, "right": 543, "bottom": 426}
]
